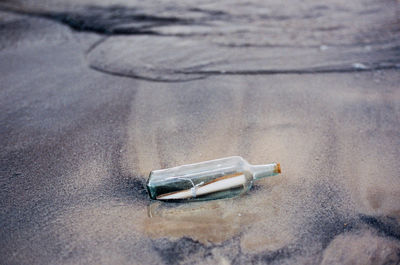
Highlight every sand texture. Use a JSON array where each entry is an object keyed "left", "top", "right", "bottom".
[{"left": 1, "top": 0, "right": 400, "bottom": 264}]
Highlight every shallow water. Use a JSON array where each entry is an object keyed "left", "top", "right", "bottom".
[
  {"left": 1, "top": 0, "right": 400, "bottom": 264},
  {"left": 2, "top": 0, "right": 400, "bottom": 81}
]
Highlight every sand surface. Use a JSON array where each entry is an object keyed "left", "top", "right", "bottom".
[{"left": 1, "top": 1, "right": 400, "bottom": 264}]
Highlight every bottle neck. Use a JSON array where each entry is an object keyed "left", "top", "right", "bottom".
[{"left": 250, "top": 163, "right": 281, "bottom": 180}]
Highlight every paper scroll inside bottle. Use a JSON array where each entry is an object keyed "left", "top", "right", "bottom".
[{"left": 146, "top": 156, "right": 281, "bottom": 201}]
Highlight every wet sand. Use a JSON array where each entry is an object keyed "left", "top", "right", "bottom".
[{"left": 1, "top": 2, "right": 400, "bottom": 265}]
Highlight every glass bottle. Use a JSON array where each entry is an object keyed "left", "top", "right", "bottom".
[{"left": 146, "top": 156, "right": 281, "bottom": 201}]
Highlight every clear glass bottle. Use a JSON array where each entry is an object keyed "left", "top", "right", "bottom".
[{"left": 146, "top": 156, "right": 281, "bottom": 201}]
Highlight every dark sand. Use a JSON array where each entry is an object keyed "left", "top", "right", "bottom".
[{"left": 1, "top": 2, "right": 400, "bottom": 264}]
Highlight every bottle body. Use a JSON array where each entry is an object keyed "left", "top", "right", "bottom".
[{"left": 146, "top": 156, "right": 280, "bottom": 201}]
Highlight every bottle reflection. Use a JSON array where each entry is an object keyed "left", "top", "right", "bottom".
[{"left": 145, "top": 199, "right": 254, "bottom": 244}]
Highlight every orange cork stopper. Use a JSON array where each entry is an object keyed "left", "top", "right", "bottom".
[{"left": 274, "top": 163, "right": 281, "bottom": 174}]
